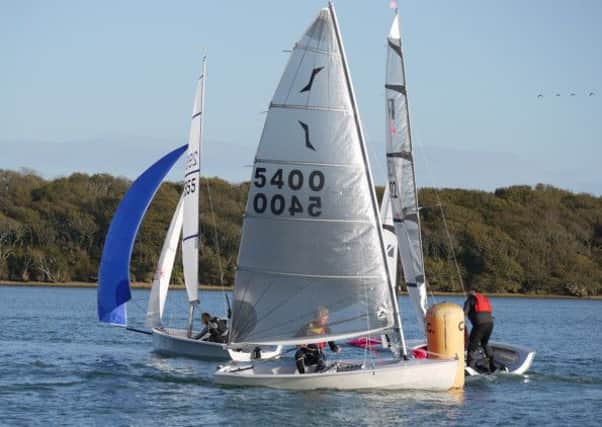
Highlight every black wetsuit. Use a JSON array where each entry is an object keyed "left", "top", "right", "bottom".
[
  {"left": 194, "top": 316, "right": 228, "bottom": 343},
  {"left": 464, "top": 294, "right": 494, "bottom": 369},
  {"left": 295, "top": 322, "right": 339, "bottom": 374},
  {"left": 295, "top": 342, "right": 339, "bottom": 374}
]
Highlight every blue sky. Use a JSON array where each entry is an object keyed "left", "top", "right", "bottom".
[{"left": 1, "top": 0, "right": 601, "bottom": 194}]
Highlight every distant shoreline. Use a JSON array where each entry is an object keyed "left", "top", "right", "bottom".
[
  {"left": 1, "top": 280, "right": 600, "bottom": 300},
  {"left": 0, "top": 280, "right": 231, "bottom": 292}
]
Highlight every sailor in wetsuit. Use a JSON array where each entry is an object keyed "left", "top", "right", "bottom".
[
  {"left": 194, "top": 312, "right": 228, "bottom": 343},
  {"left": 464, "top": 290, "right": 495, "bottom": 372},
  {"left": 295, "top": 306, "right": 341, "bottom": 374}
]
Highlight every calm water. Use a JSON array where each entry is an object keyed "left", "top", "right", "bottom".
[{"left": 1, "top": 286, "right": 600, "bottom": 426}]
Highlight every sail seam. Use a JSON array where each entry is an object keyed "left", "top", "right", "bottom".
[
  {"left": 184, "top": 168, "right": 200, "bottom": 178},
  {"left": 243, "top": 213, "right": 373, "bottom": 225},
  {"left": 237, "top": 266, "right": 384, "bottom": 280},
  {"left": 270, "top": 103, "right": 348, "bottom": 113},
  {"left": 182, "top": 233, "right": 199, "bottom": 242},
  {"left": 255, "top": 158, "right": 361, "bottom": 168},
  {"left": 294, "top": 42, "right": 338, "bottom": 57}
]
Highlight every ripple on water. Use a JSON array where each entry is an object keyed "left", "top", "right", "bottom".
[{"left": 2, "top": 287, "right": 602, "bottom": 426}]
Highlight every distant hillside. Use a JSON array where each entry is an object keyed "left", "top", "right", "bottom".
[{"left": 1, "top": 170, "right": 600, "bottom": 296}]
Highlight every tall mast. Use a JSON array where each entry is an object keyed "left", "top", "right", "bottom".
[{"left": 328, "top": 1, "right": 407, "bottom": 358}]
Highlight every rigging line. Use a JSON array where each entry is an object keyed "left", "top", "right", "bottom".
[
  {"left": 239, "top": 289, "right": 353, "bottom": 335},
  {"left": 126, "top": 326, "right": 153, "bottom": 335},
  {"left": 130, "top": 292, "right": 149, "bottom": 320},
  {"left": 414, "top": 135, "right": 466, "bottom": 297},
  {"left": 240, "top": 293, "right": 362, "bottom": 338},
  {"left": 361, "top": 276, "right": 372, "bottom": 368},
  {"left": 204, "top": 178, "right": 229, "bottom": 316}
]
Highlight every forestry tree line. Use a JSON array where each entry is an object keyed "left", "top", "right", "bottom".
[{"left": 1, "top": 169, "right": 601, "bottom": 297}]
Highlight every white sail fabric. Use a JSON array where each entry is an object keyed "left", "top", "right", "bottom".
[
  {"left": 385, "top": 13, "right": 427, "bottom": 333},
  {"left": 381, "top": 186, "right": 398, "bottom": 288},
  {"left": 182, "top": 58, "right": 206, "bottom": 303},
  {"left": 146, "top": 196, "right": 184, "bottom": 328},
  {"left": 230, "top": 7, "right": 395, "bottom": 346}
]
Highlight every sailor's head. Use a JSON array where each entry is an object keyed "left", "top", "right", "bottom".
[
  {"left": 315, "top": 306, "right": 329, "bottom": 326},
  {"left": 201, "top": 312, "right": 211, "bottom": 324},
  {"left": 468, "top": 289, "right": 477, "bottom": 297}
]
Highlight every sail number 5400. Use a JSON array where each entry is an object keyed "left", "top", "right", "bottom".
[{"left": 252, "top": 168, "right": 325, "bottom": 217}]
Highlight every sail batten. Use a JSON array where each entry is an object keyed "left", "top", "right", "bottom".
[
  {"left": 269, "top": 103, "right": 348, "bottom": 113},
  {"left": 230, "top": 6, "right": 396, "bottom": 347},
  {"left": 385, "top": 12, "right": 428, "bottom": 333}
]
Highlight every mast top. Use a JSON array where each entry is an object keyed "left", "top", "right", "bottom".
[{"left": 388, "top": 12, "right": 400, "bottom": 40}]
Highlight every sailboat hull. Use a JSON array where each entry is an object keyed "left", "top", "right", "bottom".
[
  {"left": 468, "top": 341, "right": 535, "bottom": 376},
  {"left": 409, "top": 341, "right": 535, "bottom": 376},
  {"left": 152, "top": 328, "right": 281, "bottom": 362},
  {"left": 214, "top": 358, "right": 459, "bottom": 391}
]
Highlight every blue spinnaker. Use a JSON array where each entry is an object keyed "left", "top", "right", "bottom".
[{"left": 97, "top": 145, "right": 187, "bottom": 325}]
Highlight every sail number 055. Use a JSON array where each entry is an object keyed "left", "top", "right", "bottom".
[
  {"left": 252, "top": 167, "right": 324, "bottom": 217},
  {"left": 184, "top": 177, "right": 196, "bottom": 195}
]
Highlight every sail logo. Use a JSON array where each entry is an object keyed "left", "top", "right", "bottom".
[
  {"left": 300, "top": 66, "right": 324, "bottom": 93},
  {"left": 298, "top": 121, "right": 316, "bottom": 151}
]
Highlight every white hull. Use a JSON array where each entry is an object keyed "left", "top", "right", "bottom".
[
  {"left": 152, "top": 328, "right": 281, "bottom": 362},
  {"left": 410, "top": 341, "right": 535, "bottom": 376},
  {"left": 215, "top": 357, "right": 459, "bottom": 391}
]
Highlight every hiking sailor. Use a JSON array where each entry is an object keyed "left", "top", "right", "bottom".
[
  {"left": 295, "top": 306, "right": 341, "bottom": 374},
  {"left": 194, "top": 312, "right": 228, "bottom": 343}
]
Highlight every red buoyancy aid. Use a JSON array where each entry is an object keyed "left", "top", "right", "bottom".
[{"left": 474, "top": 293, "right": 492, "bottom": 313}]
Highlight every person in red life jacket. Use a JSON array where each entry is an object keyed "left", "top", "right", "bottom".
[
  {"left": 463, "top": 290, "right": 495, "bottom": 372},
  {"left": 295, "top": 306, "right": 341, "bottom": 374}
]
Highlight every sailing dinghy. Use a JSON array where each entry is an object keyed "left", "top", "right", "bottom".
[
  {"left": 381, "top": 8, "right": 535, "bottom": 376},
  {"left": 97, "top": 58, "right": 280, "bottom": 362},
  {"left": 214, "top": 3, "right": 461, "bottom": 391}
]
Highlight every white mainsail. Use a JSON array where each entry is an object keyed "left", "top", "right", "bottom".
[
  {"left": 230, "top": 6, "right": 400, "bottom": 348},
  {"left": 381, "top": 186, "right": 398, "bottom": 289},
  {"left": 182, "top": 57, "right": 206, "bottom": 304},
  {"left": 146, "top": 196, "right": 184, "bottom": 328},
  {"left": 385, "top": 12, "right": 428, "bottom": 333}
]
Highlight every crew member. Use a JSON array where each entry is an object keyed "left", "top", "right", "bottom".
[
  {"left": 295, "top": 306, "right": 341, "bottom": 374},
  {"left": 194, "top": 312, "right": 228, "bottom": 343},
  {"left": 463, "top": 290, "right": 495, "bottom": 372}
]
